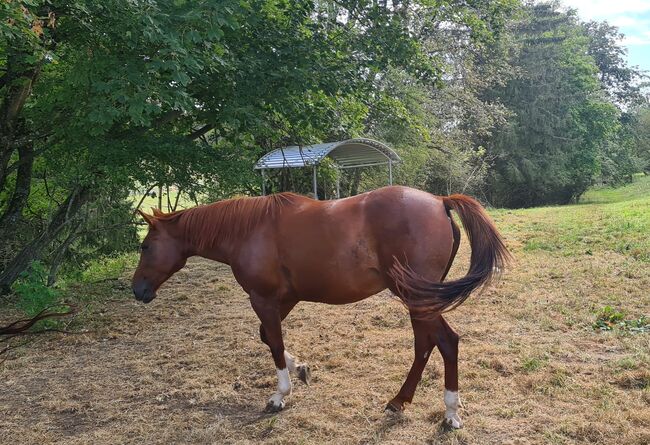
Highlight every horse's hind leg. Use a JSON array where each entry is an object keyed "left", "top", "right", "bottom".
[
  {"left": 385, "top": 315, "right": 436, "bottom": 412},
  {"left": 386, "top": 315, "right": 463, "bottom": 429},
  {"left": 436, "top": 316, "right": 462, "bottom": 428}
]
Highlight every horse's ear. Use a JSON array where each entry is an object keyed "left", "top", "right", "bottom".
[
  {"left": 137, "top": 209, "right": 156, "bottom": 228},
  {"left": 151, "top": 208, "right": 165, "bottom": 217}
]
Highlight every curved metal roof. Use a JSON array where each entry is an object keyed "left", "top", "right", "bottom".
[{"left": 254, "top": 138, "right": 400, "bottom": 170}]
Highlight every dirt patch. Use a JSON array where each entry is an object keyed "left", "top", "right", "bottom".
[{"left": 1, "top": 243, "right": 649, "bottom": 444}]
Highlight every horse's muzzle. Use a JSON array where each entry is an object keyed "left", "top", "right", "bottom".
[{"left": 132, "top": 281, "right": 156, "bottom": 304}]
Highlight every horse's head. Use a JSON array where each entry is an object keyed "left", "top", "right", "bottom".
[{"left": 132, "top": 210, "right": 188, "bottom": 303}]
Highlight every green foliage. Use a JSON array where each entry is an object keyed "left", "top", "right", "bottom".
[
  {"left": 76, "top": 254, "right": 138, "bottom": 285},
  {"left": 583, "top": 20, "right": 643, "bottom": 104},
  {"left": 593, "top": 306, "right": 649, "bottom": 333},
  {"left": 629, "top": 106, "right": 650, "bottom": 174},
  {"left": 12, "top": 261, "right": 65, "bottom": 329},
  {"left": 483, "top": 3, "right": 628, "bottom": 207}
]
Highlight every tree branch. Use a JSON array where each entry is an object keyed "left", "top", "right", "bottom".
[
  {"left": 188, "top": 124, "right": 214, "bottom": 140},
  {"left": 0, "top": 305, "right": 75, "bottom": 336}
]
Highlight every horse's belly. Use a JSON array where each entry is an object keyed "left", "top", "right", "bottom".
[{"left": 290, "top": 264, "right": 386, "bottom": 304}]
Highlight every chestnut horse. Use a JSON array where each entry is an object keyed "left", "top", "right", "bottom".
[{"left": 132, "top": 186, "right": 510, "bottom": 428}]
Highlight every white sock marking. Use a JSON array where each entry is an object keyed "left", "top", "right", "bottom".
[
  {"left": 284, "top": 351, "right": 297, "bottom": 373},
  {"left": 444, "top": 389, "right": 463, "bottom": 429},
  {"left": 268, "top": 367, "right": 292, "bottom": 409},
  {"left": 277, "top": 367, "right": 292, "bottom": 396}
]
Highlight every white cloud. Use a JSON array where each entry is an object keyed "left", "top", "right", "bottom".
[
  {"left": 560, "top": 0, "right": 650, "bottom": 71},
  {"left": 561, "top": 0, "right": 650, "bottom": 20},
  {"left": 623, "top": 35, "right": 650, "bottom": 46}
]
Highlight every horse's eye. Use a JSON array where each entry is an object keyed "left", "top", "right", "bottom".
[{"left": 141, "top": 244, "right": 149, "bottom": 251}]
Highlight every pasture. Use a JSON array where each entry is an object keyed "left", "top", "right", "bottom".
[{"left": 1, "top": 178, "right": 649, "bottom": 444}]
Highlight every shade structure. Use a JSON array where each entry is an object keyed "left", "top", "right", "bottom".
[
  {"left": 254, "top": 138, "right": 400, "bottom": 199},
  {"left": 254, "top": 138, "right": 400, "bottom": 170}
]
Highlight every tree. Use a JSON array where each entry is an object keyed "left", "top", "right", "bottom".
[
  {"left": 583, "top": 20, "right": 642, "bottom": 106},
  {"left": 582, "top": 20, "right": 646, "bottom": 185},
  {"left": 629, "top": 104, "right": 650, "bottom": 174},
  {"left": 1, "top": 0, "right": 245, "bottom": 290},
  {"left": 483, "top": 2, "right": 619, "bottom": 207}
]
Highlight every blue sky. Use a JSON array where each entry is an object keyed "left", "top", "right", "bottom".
[{"left": 561, "top": 0, "right": 650, "bottom": 73}]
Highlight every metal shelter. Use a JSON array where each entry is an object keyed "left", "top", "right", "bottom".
[{"left": 254, "top": 138, "right": 401, "bottom": 199}]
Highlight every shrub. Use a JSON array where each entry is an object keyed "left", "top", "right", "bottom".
[{"left": 12, "top": 261, "right": 66, "bottom": 330}]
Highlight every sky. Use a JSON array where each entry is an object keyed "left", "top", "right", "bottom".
[{"left": 561, "top": 0, "right": 650, "bottom": 73}]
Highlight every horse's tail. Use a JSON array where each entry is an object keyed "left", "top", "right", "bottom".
[{"left": 388, "top": 194, "right": 512, "bottom": 319}]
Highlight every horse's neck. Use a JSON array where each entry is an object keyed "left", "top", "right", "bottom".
[
  {"left": 182, "top": 224, "right": 233, "bottom": 265},
  {"left": 176, "top": 202, "right": 245, "bottom": 265}
]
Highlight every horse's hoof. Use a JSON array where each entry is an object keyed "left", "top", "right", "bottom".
[
  {"left": 265, "top": 400, "right": 285, "bottom": 413},
  {"left": 443, "top": 414, "right": 463, "bottom": 429},
  {"left": 384, "top": 400, "right": 404, "bottom": 413},
  {"left": 298, "top": 364, "right": 311, "bottom": 385}
]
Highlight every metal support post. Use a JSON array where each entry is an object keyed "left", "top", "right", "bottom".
[
  {"left": 336, "top": 168, "right": 341, "bottom": 199},
  {"left": 261, "top": 169, "right": 266, "bottom": 195}
]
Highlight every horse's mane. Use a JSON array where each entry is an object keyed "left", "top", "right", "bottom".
[{"left": 152, "top": 193, "right": 304, "bottom": 251}]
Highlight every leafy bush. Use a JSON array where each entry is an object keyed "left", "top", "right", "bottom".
[{"left": 12, "top": 261, "right": 66, "bottom": 329}]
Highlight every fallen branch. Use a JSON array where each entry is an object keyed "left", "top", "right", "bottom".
[{"left": 0, "top": 304, "right": 76, "bottom": 336}]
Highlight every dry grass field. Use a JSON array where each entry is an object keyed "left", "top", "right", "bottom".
[{"left": 1, "top": 178, "right": 649, "bottom": 444}]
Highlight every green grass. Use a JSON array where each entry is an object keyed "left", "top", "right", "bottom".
[
  {"left": 580, "top": 173, "right": 650, "bottom": 204},
  {"left": 135, "top": 187, "right": 197, "bottom": 213},
  {"left": 521, "top": 356, "right": 547, "bottom": 372},
  {"left": 76, "top": 254, "right": 139, "bottom": 284},
  {"left": 491, "top": 174, "right": 650, "bottom": 261}
]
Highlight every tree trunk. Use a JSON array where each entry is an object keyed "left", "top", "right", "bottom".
[
  {"left": 0, "top": 142, "right": 34, "bottom": 225},
  {"left": 0, "top": 48, "right": 42, "bottom": 191},
  {"left": 0, "top": 148, "right": 13, "bottom": 194},
  {"left": 134, "top": 184, "right": 155, "bottom": 213},
  {"left": 171, "top": 187, "right": 183, "bottom": 211},
  {"left": 0, "top": 186, "right": 89, "bottom": 292},
  {"left": 47, "top": 224, "right": 81, "bottom": 286}
]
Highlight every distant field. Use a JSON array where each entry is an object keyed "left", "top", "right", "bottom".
[
  {"left": 2, "top": 177, "right": 648, "bottom": 444},
  {"left": 493, "top": 174, "right": 650, "bottom": 261}
]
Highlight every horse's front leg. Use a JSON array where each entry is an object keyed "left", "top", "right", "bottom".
[
  {"left": 250, "top": 293, "right": 295, "bottom": 412},
  {"left": 259, "top": 325, "right": 311, "bottom": 386}
]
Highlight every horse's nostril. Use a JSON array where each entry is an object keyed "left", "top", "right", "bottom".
[{"left": 133, "top": 282, "right": 146, "bottom": 300}]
